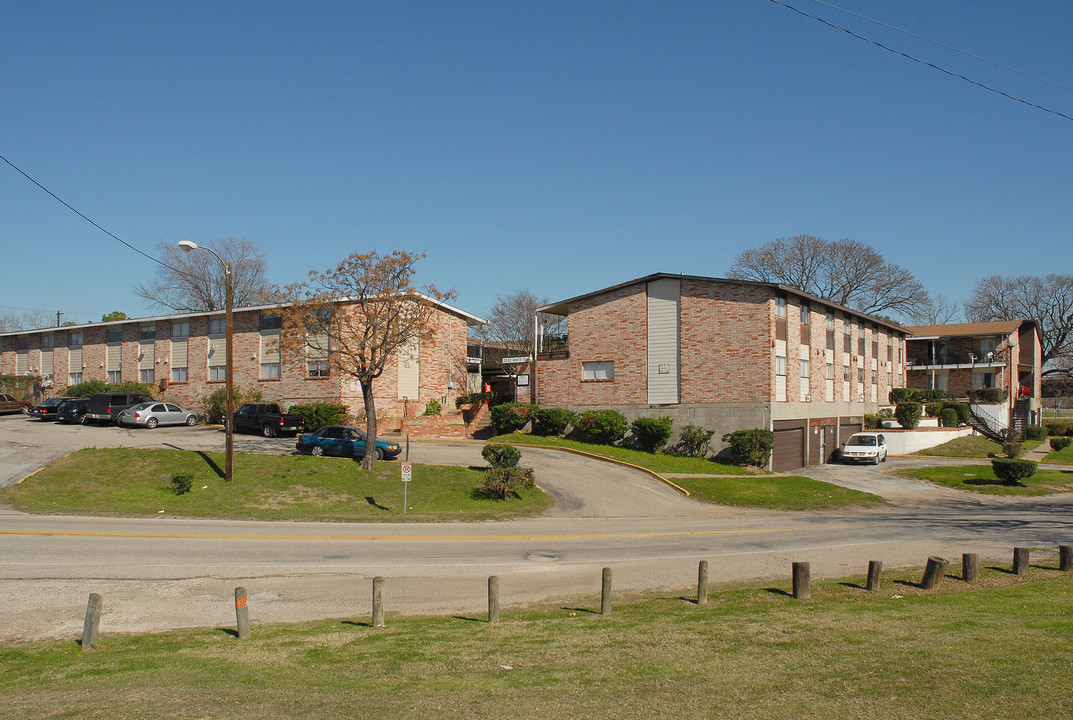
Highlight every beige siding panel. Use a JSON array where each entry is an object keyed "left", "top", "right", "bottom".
[
  {"left": 40, "top": 350, "right": 54, "bottom": 376},
  {"left": 306, "top": 333, "right": 329, "bottom": 362},
  {"left": 16, "top": 352, "right": 28, "bottom": 375},
  {"left": 69, "top": 347, "right": 83, "bottom": 373},
  {"left": 171, "top": 339, "right": 188, "bottom": 368},
  {"left": 646, "top": 278, "right": 680, "bottom": 405},
  {"left": 397, "top": 337, "right": 419, "bottom": 400},
  {"left": 207, "top": 337, "right": 226, "bottom": 367},
  {"left": 106, "top": 344, "right": 122, "bottom": 371},
  {"left": 139, "top": 341, "right": 155, "bottom": 370},
  {"left": 260, "top": 330, "right": 281, "bottom": 364}
]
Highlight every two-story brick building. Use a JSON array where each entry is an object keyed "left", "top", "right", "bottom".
[
  {"left": 904, "top": 320, "right": 1042, "bottom": 434},
  {"left": 0, "top": 298, "right": 484, "bottom": 426},
  {"left": 534, "top": 274, "right": 909, "bottom": 471}
]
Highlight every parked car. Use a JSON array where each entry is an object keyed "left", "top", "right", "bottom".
[
  {"left": 0, "top": 393, "right": 30, "bottom": 415},
  {"left": 83, "top": 392, "right": 155, "bottom": 425},
  {"left": 28, "top": 397, "right": 66, "bottom": 420},
  {"left": 841, "top": 432, "right": 888, "bottom": 465},
  {"left": 117, "top": 401, "right": 199, "bottom": 429},
  {"left": 56, "top": 397, "right": 90, "bottom": 424},
  {"left": 295, "top": 425, "right": 402, "bottom": 460},
  {"left": 233, "top": 402, "right": 305, "bottom": 438}
]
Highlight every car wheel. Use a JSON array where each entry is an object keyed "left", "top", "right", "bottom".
[
  {"left": 21, "top": 405, "right": 29, "bottom": 414},
  {"left": 311, "top": 445, "right": 324, "bottom": 457},
  {"left": 146, "top": 417, "right": 158, "bottom": 429},
  {"left": 375, "top": 447, "right": 385, "bottom": 460},
  {"left": 186, "top": 414, "right": 198, "bottom": 426},
  {"left": 262, "top": 424, "right": 276, "bottom": 438},
  {"left": 81, "top": 416, "right": 91, "bottom": 425}
]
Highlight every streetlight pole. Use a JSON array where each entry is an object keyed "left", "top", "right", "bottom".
[{"left": 178, "top": 240, "right": 234, "bottom": 483}]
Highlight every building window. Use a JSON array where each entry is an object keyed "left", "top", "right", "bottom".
[
  {"left": 775, "top": 356, "right": 787, "bottom": 376},
  {"left": 307, "top": 361, "right": 330, "bottom": 378},
  {"left": 171, "top": 367, "right": 188, "bottom": 383},
  {"left": 260, "top": 363, "right": 282, "bottom": 380},
  {"left": 69, "top": 331, "right": 83, "bottom": 348},
  {"left": 775, "top": 297, "right": 786, "bottom": 318},
  {"left": 844, "top": 321, "right": 852, "bottom": 353},
  {"left": 260, "top": 313, "right": 282, "bottom": 331},
  {"left": 973, "top": 372, "right": 996, "bottom": 389},
  {"left": 209, "top": 365, "right": 226, "bottom": 382},
  {"left": 843, "top": 365, "right": 851, "bottom": 382},
  {"left": 858, "top": 331, "right": 866, "bottom": 356},
  {"left": 69, "top": 372, "right": 82, "bottom": 384},
  {"left": 800, "top": 303, "right": 810, "bottom": 325},
  {"left": 582, "top": 361, "right": 614, "bottom": 380},
  {"left": 209, "top": 317, "right": 226, "bottom": 335},
  {"left": 172, "top": 322, "right": 189, "bottom": 338},
  {"left": 41, "top": 334, "right": 54, "bottom": 350},
  {"left": 979, "top": 337, "right": 997, "bottom": 359},
  {"left": 140, "top": 368, "right": 155, "bottom": 383},
  {"left": 826, "top": 363, "right": 834, "bottom": 380},
  {"left": 107, "top": 370, "right": 121, "bottom": 383},
  {"left": 800, "top": 303, "right": 810, "bottom": 345},
  {"left": 871, "top": 370, "right": 878, "bottom": 385},
  {"left": 826, "top": 312, "right": 835, "bottom": 350},
  {"left": 858, "top": 368, "right": 865, "bottom": 384},
  {"left": 800, "top": 359, "right": 810, "bottom": 378},
  {"left": 107, "top": 328, "right": 122, "bottom": 344},
  {"left": 139, "top": 325, "right": 156, "bottom": 341}
]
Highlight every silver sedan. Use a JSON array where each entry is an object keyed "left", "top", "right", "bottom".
[{"left": 116, "top": 402, "right": 199, "bottom": 429}]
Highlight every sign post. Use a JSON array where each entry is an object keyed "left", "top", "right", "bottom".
[{"left": 401, "top": 462, "right": 412, "bottom": 515}]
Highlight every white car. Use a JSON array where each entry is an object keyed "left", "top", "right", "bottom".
[
  {"left": 841, "top": 432, "right": 888, "bottom": 465},
  {"left": 117, "top": 402, "right": 199, "bottom": 429}
]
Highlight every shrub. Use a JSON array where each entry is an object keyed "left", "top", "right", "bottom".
[
  {"left": 864, "top": 414, "right": 883, "bottom": 430},
  {"left": 170, "top": 473, "right": 193, "bottom": 495},
  {"left": 991, "top": 458, "right": 1037, "bottom": 486},
  {"left": 889, "top": 387, "right": 947, "bottom": 404},
  {"left": 1045, "top": 421, "right": 1073, "bottom": 437},
  {"left": 968, "top": 388, "right": 1004, "bottom": 403},
  {"left": 199, "top": 387, "right": 264, "bottom": 425},
  {"left": 455, "top": 392, "right": 492, "bottom": 409},
  {"left": 894, "top": 402, "right": 923, "bottom": 430},
  {"left": 721, "top": 428, "right": 774, "bottom": 468},
  {"left": 1051, "top": 436, "right": 1072, "bottom": 452},
  {"left": 287, "top": 402, "right": 348, "bottom": 432},
  {"left": 952, "top": 402, "right": 971, "bottom": 425},
  {"left": 630, "top": 416, "right": 674, "bottom": 453},
  {"left": 0, "top": 374, "right": 41, "bottom": 399},
  {"left": 482, "top": 443, "right": 521, "bottom": 468},
  {"left": 63, "top": 379, "right": 110, "bottom": 398},
  {"left": 489, "top": 403, "right": 537, "bottom": 434},
  {"left": 532, "top": 407, "right": 575, "bottom": 437},
  {"left": 1024, "top": 425, "right": 1048, "bottom": 442},
  {"left": 422, "top": 398, "right": 442, "bottom": 416},
  {"left": 878, "top": 408, "right": 894, "bottom": 419},
  {"left": 1001, "top": 441, "right": 1023, "bottom": 459},
  {"left": 480, "top": 466, "right": 535, "bottom": 500},
  {"left": 676, "top": 425, "right": 714, "bottom": 457},
  {"left": 939, "top": 408, "right": 958, "bottom": 428},
  {"left": 574, "top": 409, "right": 628, "bottom": 445}
]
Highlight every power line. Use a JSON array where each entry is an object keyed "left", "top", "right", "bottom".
[
  {"left": 807, "top": 0, "right": 1073, "bottom": 94},
  {"left": 769, "top": 0, "right": 1073, "bottom": 124},
  {"left": 0, "top": 152, "right": 178, "bottom": 271}
]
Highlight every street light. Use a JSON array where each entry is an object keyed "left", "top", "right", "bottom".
[{"left": 178, "top": 240, "right": 234, "bottom": 483}]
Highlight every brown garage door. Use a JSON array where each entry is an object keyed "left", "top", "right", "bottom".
[{"left": 772, "top": 426, "right": 805, "bottom": 472}]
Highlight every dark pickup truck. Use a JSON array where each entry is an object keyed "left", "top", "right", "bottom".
[{"left": 232, "top": 402, "right": 306, "bottom": 438}]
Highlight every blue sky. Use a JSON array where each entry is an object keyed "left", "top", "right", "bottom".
[{"left": 3, "top": 1, "right": 1071, "bottom": 327}]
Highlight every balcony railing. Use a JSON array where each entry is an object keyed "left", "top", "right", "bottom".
[{"left": 906, "top": 350, "right": 1003, "bottom": 368}]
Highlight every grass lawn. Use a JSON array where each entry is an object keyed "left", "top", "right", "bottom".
[
  {"left": 911, "top": 434, "right": 1004, "bottom": 458},
  {"left": 3, "top": 567, "right": 1072, "bottom": 719},
  {"left": 669, "top": 474, "right": 883, "bottom": 510},
  {"left": 1, "top": 448, "right": 552, "bottom": 521},
  {"left": 1045, "top": 439, "right": 1073, "bottom": 463},
  {"left": 895, "top": 463, "right": 1073, "bottom": 496}
]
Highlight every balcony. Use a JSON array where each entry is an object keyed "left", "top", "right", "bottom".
[{"left": 905, "top": 349, "right": 1004, "bottom": 370}]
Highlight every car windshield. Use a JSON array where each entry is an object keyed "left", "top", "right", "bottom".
[
  {"left": 128, "top": 402, "right": 155, "bottom": 411},
  {"left": 847, "top": 435, "right": 877, "bottom": 447}
]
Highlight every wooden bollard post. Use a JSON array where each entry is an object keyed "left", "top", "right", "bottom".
[
  {"left": 372, "top": 576, "right": 385, "bottom": 628},
  {"left": 866, "top": 561, "right": 883, "bottom": 591},
  {"left": 921, "top": 556, "right": 949, "bottom": 589},
  {"left": 488, "top": 576, "right": 500, "bottom": 624},
  {"left": 962, "top": 553, "right": 979, "bottom": 583},
  {"left": 792, "top": 562, "right": 810, "bottom": 599},
  {"left": 234, "top": 587, "right": 251, "bottom": 639},
  {"left": 1013, "top": 547, "right": 1030, "bottom": 575},
  {"left": 697, "top": 560, "right": 709, "bottom": 607},
  {"left": 1060, "top": 545, "right": 1073, "bottom": 572},
  {"left": 81, "top": 593, "right": 103, "bottom": 652},
  {"left": 600, "top": 567, "right": 612, "bottom": 615}
]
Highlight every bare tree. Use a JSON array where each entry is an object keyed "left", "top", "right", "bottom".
[
  {"left": 280, "top": 250, "right": 455, "bottom": 470},
  {"left": 135, "top": 238, "right": 270, "bottom": 312},
  {"left": 482, "top": 289, "right": 567, "bottom": 355},
  {"left": 965, "top": 274, "right": 1073, "bottom": 378},
  {"left": 907, "top": 293, "right": 960, "bottom": 325},
  {"left": 0, "top": 308, "right": 54, "bottom": 332},
  {"left": 727, "top": 235, "right": 930, "bottom": 318}
]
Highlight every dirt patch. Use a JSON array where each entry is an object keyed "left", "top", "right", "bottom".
[{"left": 251, "top": 485, "right": 352, "bottom": 509}]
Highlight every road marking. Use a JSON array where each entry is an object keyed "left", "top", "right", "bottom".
[{"left": 0, "top": 527, "right": 790, "bottom": 542}]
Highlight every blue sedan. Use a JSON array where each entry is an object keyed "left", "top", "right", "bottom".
[{"left": 295, "top": 425, "right": 402, "bottom": 460}]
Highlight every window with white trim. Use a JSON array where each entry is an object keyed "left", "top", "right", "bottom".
[{"left": 775, "top": 355, "right": 787, "bottom": 376}]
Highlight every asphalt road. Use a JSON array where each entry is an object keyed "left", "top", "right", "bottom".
[{"left": 2, "top": 414, "right": 1071, "bottom": 644}]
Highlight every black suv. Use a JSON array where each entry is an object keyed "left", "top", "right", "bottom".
[
  {"left": 56, "top": 397, "right": 90, "bottom": 424},
  {"left": 83, "top": 392, "right": 154, "bottom": 425}
]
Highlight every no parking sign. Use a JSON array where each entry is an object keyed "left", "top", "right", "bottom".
[{"left": 401, "top": 463, "right": 412, "bottom": 482}]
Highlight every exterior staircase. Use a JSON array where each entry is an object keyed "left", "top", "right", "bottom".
[
  {"left": 396, "top": 402, "right": 491, "bottom": 439},
  {"left": 968, "top": 404, "right": 1007, "bottom": 442}
]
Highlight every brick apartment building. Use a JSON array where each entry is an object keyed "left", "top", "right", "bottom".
[
  {"left": 534, "top": 274, "right": 909, "bottom": 471},
  {"left": 904, "top": 320, "right": 1042, "bottom": 433},
  {"left": 0, "top": 298, "right": 484, "bottom": 425}
]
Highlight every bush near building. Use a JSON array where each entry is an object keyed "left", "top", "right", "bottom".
[
  {"left": 991, "top": 458, "right": 1037, "bottom": 486},
  {"left": 895, "top": 402, "right": 923, "bottom": 429},
  {"left": 721, "top": 428, "right": 774, "bottom": 468},
  {"left": 574, "top": 409, "right": 628, "bottom": 445},
  {"left": 629, "top": 416, "right": 674, "bottom": 453}
]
